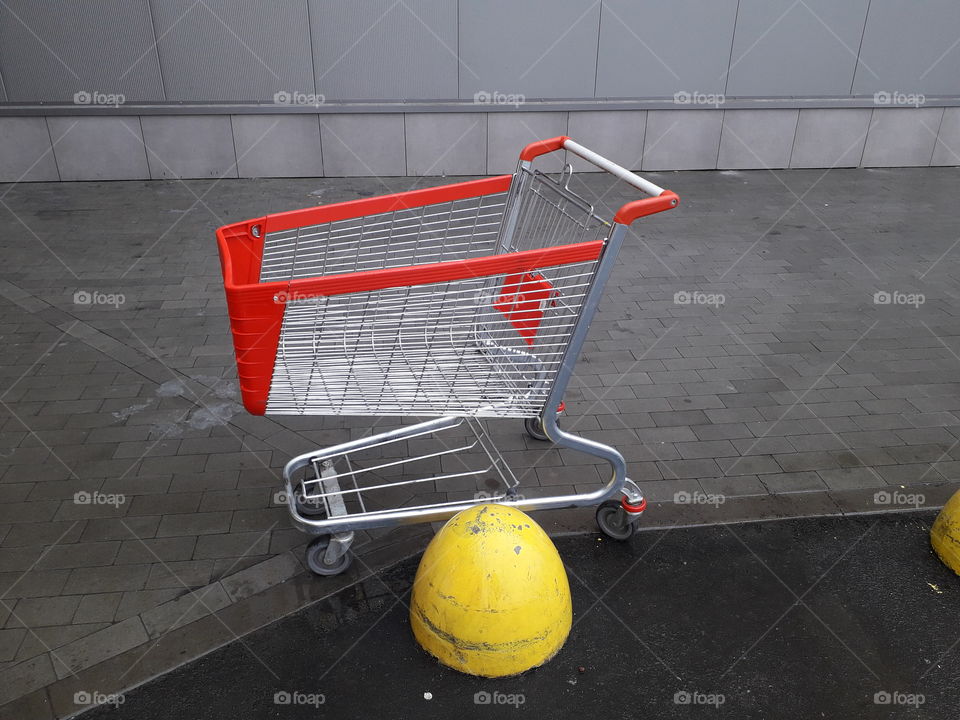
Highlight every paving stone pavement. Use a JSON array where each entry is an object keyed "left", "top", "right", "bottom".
[{"left": 1, "top": 167, "right": 960, "bottom": 713}]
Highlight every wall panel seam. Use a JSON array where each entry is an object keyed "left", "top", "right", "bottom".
[
  {"left": 786, "top": 108, "right": 801, "bottom": 168},
  {"left": 44, "top": 117, "right": 62, "bottom": 181},
  {"left": 849, "top": 0, "right": 873, "bottom": 96},
  {"left": 858, "top": 109, "right": 875, "bottom": 167},
  {"left": 146, "top": 0, "right": 167, "bottom": 101},
  {"left": 929, "top": 107, "right": 947, "bottom": 166}
]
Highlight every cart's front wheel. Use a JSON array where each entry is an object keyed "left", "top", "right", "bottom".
[
  {"left": 524, "top": 417, "right": 550, "bottom": 442},
  {"left": 305, "top": 536, "right": 353, "bottom": 576},
  {"left": 596, "top": 500, "right": 637, "bottom": 541}
]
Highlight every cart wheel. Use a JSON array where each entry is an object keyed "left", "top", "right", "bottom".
[
  {"left": 596, "top": 500, "right": 637, "bottom": 541},
  {"left": 305, "top": 536, "right": 353, "bottom": 576},
  {"left": 524, "top": 417, "right": 550, "bottom": 442},
  {"left": 294, "top": 488, "right": 326, "bottom": 518}
]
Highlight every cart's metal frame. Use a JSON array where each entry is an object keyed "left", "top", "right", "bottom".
[{"left": 260, "top": 138, "right": 679, "bottom": 573}]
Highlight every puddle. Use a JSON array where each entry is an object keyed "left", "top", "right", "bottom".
[{"left": 115, "top": 377, "right": 243, "bottom": 435}]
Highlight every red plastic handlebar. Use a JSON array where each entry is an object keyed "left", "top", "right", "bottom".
[{"left": 519, "top": 136, "right": 570, "bottom": 162}]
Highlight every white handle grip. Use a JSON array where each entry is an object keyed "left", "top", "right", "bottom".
[{"left": 562, "top": 138, "right": 665, "bottom": 197}]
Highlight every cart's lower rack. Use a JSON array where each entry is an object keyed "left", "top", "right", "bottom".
[{"left": 285, "top": 416, "right": 520, "bottom": 525}]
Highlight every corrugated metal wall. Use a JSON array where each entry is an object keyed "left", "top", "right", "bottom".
[{"left": 0, "top": 0, "right": 957, "bottom": 102}]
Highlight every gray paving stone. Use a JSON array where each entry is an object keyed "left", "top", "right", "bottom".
[
  {"left": 79, "top": 516, "right": 160, "bottom": 542},
  {"left": 675, "top": 440, "right": 740, "bottom": 459},
  {"left": 51, "top": 616, "right": 148, "bottom": 679},
  {"left": 155, "top": 512, "right": 232, "bottom": 538},
  {"left": 0, "top": 653, "right": 55, "bottom": 705},
  {"left": 140, "top": 583, "right": 231, "bottom": 639},
  {"left": 698, "top": 475, "right": 767, "bottom": 497},
  {"left": 114, "top": 537, "right": 197, "bottom": 565},
  {"left": 774, "top": 452, "right": 843, "bottom": 473},
  {"left": 759, "top": 472, "right": 828, "bottom": 494},
  {"left": 6, "top": 597, "right": 81, "bottom": 629},
  {"left": 0, "top": 570, "right": 70, "bottom": 599},
  {"left": 35, "top": 542, "right": 120, "bottom": 570},
  {"left": 144, "top": 560, "right": 214, "bottom": 590},
  {"left": 113, "top": 589, "right": 183, "bottom": 622},
  {"left": 0, "top": 628, "right": 26, "bottom": 662},
  {"left": 71, "top": 593, "right": 122, "bottom": 625},
  {"left": 817, "top": 467, "right": 885, "bottom": 491},
  {"left": 14, "top": 622, "right": 110, "bottom": 662},
  {"left": 220, "top": 552, "right": 302, "bottom": 602},
  {"left": 718, "top": 454, "right": 782, "bottom": 476},
  {"left": 193, "top": 532, "right": 272, "bottom": 560},
  {"left": 655, "top": 459, "right": 721, "bottom": 480},
  {"left": 61, "top": 565, "right": 151, "bottom": 595}
]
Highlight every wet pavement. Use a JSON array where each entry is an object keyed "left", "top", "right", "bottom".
[{"left": 83, "top": 512, "right": 958, "bottom": 719}]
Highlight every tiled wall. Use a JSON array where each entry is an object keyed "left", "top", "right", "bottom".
[{"left": 2, "top": 108, "right": 958, "bottom": 182}]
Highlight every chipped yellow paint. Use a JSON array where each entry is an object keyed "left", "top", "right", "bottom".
[
  {"left": 931, "top": 489, "right": 960, "bottom": 576},
  {"left": 410, "top": 504, "right": 572, "bottom": 677}
]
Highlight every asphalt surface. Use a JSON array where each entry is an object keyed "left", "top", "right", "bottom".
[{"left": 83, "top": 512, "right": 958, "bottom": 719}]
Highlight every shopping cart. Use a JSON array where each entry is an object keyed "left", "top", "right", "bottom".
[{"left": 216, "top": 136, "right": 678, "bottom": 575}]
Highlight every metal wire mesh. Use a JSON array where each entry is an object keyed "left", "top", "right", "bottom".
[
  {"left": 260, "top": 171, "right": 611, "bottom": 417},
  {"left": 289, "top": 417, "right": 520, "bottom": 519},
  {"left": 266, "top": 258, "right": 599, "bottom": 416},
  {"left": 500, "top": 168, "right": 610, "bottom": 253},
  {"left": 259, "top": 192, "right": 509, "bottom": 282}
]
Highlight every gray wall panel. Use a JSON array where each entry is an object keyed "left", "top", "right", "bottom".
[
  {"left": 459, "top": 0, "right": 599, "bottom": 100},
  {"left": 718, "top": 109, "right": 798, "bottom": 169},
  {"left": 790, "top": 109, "right": 871, "bottom": 168},
  {"left": 0, "top": 0, "right": 162, "bottom": 102},
  {"left": 311, "top": 0, "right": 457, "bottom": 101},
  {"left": 319, "top": 114, "right": 406, "bottom": 176},
  {"left": 141, "top": 115, "right": 237, "bottom": 179},
  {"left": 727, "top": 0, "right": 870, "bottom": 96},
  {"left": 152, "top": 0, "right": 313, "bottom": 102},
  {"left": 487, "top": 113, "right": 568, "bottom": 174},
  {"left": 232, "top": 115, "right": 323, "bottom": 178},
  {"left": 596, "top": 0, "right": 738, "bottom": 98},
  {"left": 48, "top": 117, "right": 149, "bottom": 181},
  {"left": 405, "top": 113, "right": 486, "bottom": 176},
  {"left": 853, "top": 1, "right": 960, "bottom": 96},
  {"left": 0, "top": 69, "right": 6, "bottom": 102},
  {"left": 642, "top": 110, "right": 722, "bottom": 171},
  {"left": 0, "top": 117, "right": 59, "bottom": 182},
  {"left": 861, "top": 108, "right": 944, "bottom": 167},
  {"left": 931, "top": 108, "right": 960, "bottom": 166},
  {"left": 566, "top": 111, "right": 646, "bottom": 172}
]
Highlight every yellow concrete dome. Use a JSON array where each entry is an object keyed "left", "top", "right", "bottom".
[
  {"left": 931, "top": 488, "right": 960, "bottom": 576},
  {"left": 410, "top": 503, "right": 572, "bottom": 677}
]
